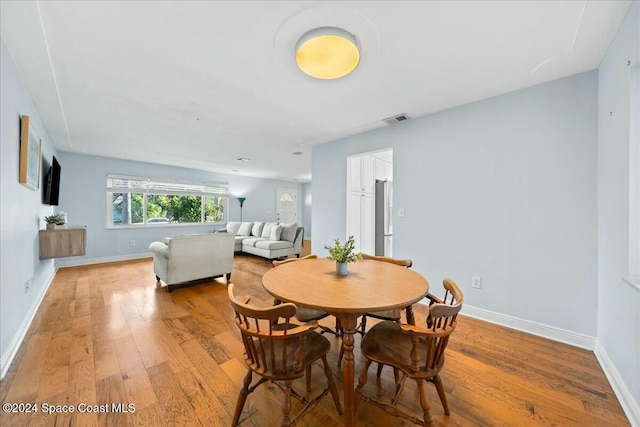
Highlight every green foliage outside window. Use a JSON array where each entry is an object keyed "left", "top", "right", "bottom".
[{"left": 112, "top": 193, "right": 225, "bottom": 225}]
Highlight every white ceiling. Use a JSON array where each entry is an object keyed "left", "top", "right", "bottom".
[{"left": 0, "top": 1, "right": 632, "bottom": 182}]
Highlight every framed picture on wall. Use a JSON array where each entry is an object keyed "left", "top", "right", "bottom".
[{"left": 19, "top": 115, "right": 41, "bottom": 190}]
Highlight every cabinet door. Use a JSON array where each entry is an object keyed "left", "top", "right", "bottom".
[
  {"left": 348, "top": 192, "right": 362, "bottom": 251},
  {"left": 361, "top": 155, "right": 375, "bottom": 193},
  {"left": 349, "top": 157, "right": 362, "bottom": 192},
  {"left": 375, "top": 158, "right": 392, "bottom": 181},
  {"left": 39, "top": 227, "right": 86, "bottom": 259},
  {"left": 360, "top": 193, "right": 375, "bottom": 255}
]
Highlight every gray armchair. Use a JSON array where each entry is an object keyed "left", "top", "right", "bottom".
[{"left": 149, "top": 232, "right": 234, "bottom": 292}]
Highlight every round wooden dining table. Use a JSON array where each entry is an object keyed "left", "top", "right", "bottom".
[{"left": 262, "top": 257, "right": 429, "bottom": 426}]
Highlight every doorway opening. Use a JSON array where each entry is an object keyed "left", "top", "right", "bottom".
[{"left": 346, "top": 149, "right": 393, "bottom": 256}]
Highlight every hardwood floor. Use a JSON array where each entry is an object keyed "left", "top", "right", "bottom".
[{"left": 0, "top": 244, "right": 629, "bottom": 426}]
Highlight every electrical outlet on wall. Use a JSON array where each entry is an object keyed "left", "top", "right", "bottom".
[
  {"left": 471, "top": 276, "right": 481, "bottom": 289},
  {"left": 129, "top": 240, "right": 136, "bottom": 247},
  {"left": 24, "top": 278, "right": 31, "bottom": 294}
]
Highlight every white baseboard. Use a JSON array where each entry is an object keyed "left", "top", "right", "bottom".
[
  {"left": 304, "top": 236, "right": 311, "bottom": 241},
  {"left": 55, "top": 252, "right": 152, "bottom": 268},
  {"left": 460, "top": 304, "right": 596, "bottom": 350},
  {"left": 594, "top": 340, "right": 640, "bottom": 427},
  {"left": 0, "top": 267, "right": 57, "bottom": 379}
]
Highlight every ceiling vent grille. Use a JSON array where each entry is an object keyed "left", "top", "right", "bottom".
[{"left": 383, "top": 113, "right": 410, "bottom": 125}]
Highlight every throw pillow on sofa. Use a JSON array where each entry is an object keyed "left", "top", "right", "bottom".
[
  {"left": 251, "top": 222, "right": 264, "bottom": 237},
  {"left": 226, "top": 221, "right": 241, "bottom": 235},
  {"left": 279, "top": 222, "right": 298, "bottom": 242},
  {"left": 262, "top": 222, "right": 276, "bottom": 238},
  {"left": 270, "top": 224, "right": 282, "bottom": 241},
  {"left": 237, "top": 222, "right": 253, "bottom": 236}
]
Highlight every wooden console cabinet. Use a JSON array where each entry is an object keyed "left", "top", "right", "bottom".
[{"left": 39, "top": 225, "right": 87, "bottom": 259}]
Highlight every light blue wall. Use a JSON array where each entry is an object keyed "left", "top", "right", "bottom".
[
  {"left": 597, "top": 1, "right": 640, "bottom": 410},
  {"left": 313, "top": 70, "right": 598, "bottom": 336},
  {"left": 302, "top": 182, "right": 312, "bottom": 239},
  {"left": 0, "top": 39, "right": 57, "bottom": 372},
  {"left": 55, "top": 152, "right": 303, "bottom": 266},
  {"left": 1, "top": 31, "right": 305, "bottom": 372}
]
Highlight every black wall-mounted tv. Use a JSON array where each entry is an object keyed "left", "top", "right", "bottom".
[{"left": 44, "top": 156, "right": 61, "bottom": 206}]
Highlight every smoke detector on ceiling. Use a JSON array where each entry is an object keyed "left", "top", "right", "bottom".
[{"left": 383, "top": 113, "right": 410, "bottom": 125}]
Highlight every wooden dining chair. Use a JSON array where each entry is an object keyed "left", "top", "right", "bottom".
[
  {"left": 272, "top": 255, "right": 341, "bottom": 337},
  {"left": 358, "top": 253, "right": 415, "bottom": 331},
  {"left": 354, "top": 278, "right": 463, "bottom": 427},
  {"left": 228, "top": 283, "right": 342, "bottom": 426},
  {"left": 272, "top": 255, "right": 342, "bottom": 392},
  {"left": 337, "top": 253, "right": 414, "bottom": 367}
]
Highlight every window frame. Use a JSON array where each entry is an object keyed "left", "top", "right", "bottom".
[{"left": 106, "top": 174, "right": 229, "bottom": 229}]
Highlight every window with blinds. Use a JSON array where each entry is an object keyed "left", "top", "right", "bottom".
[{"left": 106, "top": 174, "right": 228, "bottom": 227}]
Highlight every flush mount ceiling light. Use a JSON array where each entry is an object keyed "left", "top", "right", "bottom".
[{"left": 296, "top": 27, "right": 360, "bottom": 79}]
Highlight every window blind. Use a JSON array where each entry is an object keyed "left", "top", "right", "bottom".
[{"left": 107, "top": 174, "right": 228, "bottom": 196}]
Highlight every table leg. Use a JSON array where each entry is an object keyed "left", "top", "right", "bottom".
[{"left": 338, "top": 313, "right": 358, "bottom": 427}]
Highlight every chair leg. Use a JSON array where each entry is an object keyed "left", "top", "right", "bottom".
[
  {"left": 232, "top": 370, "right": 252, "bottom": 426},
  {"left": 226, "top": 272, "right": 231, "bottom": 281},
  {"left": 376, "top": 363, "right": 384, "bottom": 377},
  {"left": 391, "top": 374, "right": 407, "bottom": 405},
  {"left": 322, "top": 356, "right": 343, "bottom": 415},
  {"left": 405, "top": 305, "right": 416, "bottom": 325},
  {"left": 416, "top": 379, "right": 434, "bottom": 427},
  {"left": 359, "top": 315, "right": 368, "bottom": 334},
  {"left": 306, "top": 364, "right": 312, "bottom": 392},
  {"left": 338, "top": 341, "right": 345, "bottom": 366},
  {"left": 281, "top": 380, "right": 293, "bottom": 426},
  {"left": 354, "top": 358, "right": 372, "bottom": 412},
  {"left": 432, "top": 374, "right": 450, "bottom": 415}
]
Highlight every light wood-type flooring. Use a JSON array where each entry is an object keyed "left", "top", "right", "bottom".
[{"left": 0, "top": 242, "right": 629, "bottom": 426}]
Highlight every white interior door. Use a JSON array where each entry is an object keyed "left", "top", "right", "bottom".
[{"left": 276, "top": 188, "right": 297, "bottom": 223}]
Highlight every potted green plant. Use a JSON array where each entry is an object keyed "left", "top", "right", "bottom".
[
  {"left": 325, "top": 236, "right": 362, "bottom": 276},
  {"left": 44, "top": 214, "right": 65, "bottom": 230}
]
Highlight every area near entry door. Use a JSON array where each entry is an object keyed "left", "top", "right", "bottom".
[{"left": 276, "top": 188, "right": 297, "bottom": 223}]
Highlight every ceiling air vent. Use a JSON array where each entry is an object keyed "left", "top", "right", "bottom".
[{"left": 383, "top": 113, "right": 410, "bottom": 125}]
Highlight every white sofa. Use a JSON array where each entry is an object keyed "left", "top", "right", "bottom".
[
  {"left": 218, "top": 221, "right": 304, "bottom": 260},
  {"left": 148, "top": 232, "right": 235, "bottom": 292}
]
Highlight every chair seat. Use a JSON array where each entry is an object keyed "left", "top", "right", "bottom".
[
  {"left": 360, "top": 321, "right": 444, "bottom": 378},
  {"left": 246, "top": 330, "right": 331, "bottom": 379},
  {"left": 295, "top": 307, "right": 329, "bottom": 322},
  {"left": 364, "top": 309, "right": 401, "bottom": 321}
]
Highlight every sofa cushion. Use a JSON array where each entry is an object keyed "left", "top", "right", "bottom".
[
  {"left": 261, "top": 222, "right": 275, "bottom": 238},
  {"left": 237, "top": 222, "right": 253, "bottom": 236},
  {"left": 241, "top": 237, "right": 267, "bottom": 248},
  {"left": 270, "top": 224, "right": 282, "bottom": 241},
  {"left": 251, "top": 222, "right": 264, "bottom": 237},
  {"left": 255, "top": 240, "right": 293, "bottom": 250},
  {"left": 279, "top": 222, "right": 298, "bottom": 242},
  {"left": 226, "top": 221, "right": 241, "bottom": 235}
]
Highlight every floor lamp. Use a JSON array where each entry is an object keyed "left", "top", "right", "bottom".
[{"left": 237, "top": 197, "right": 246, "bottom": 221}]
